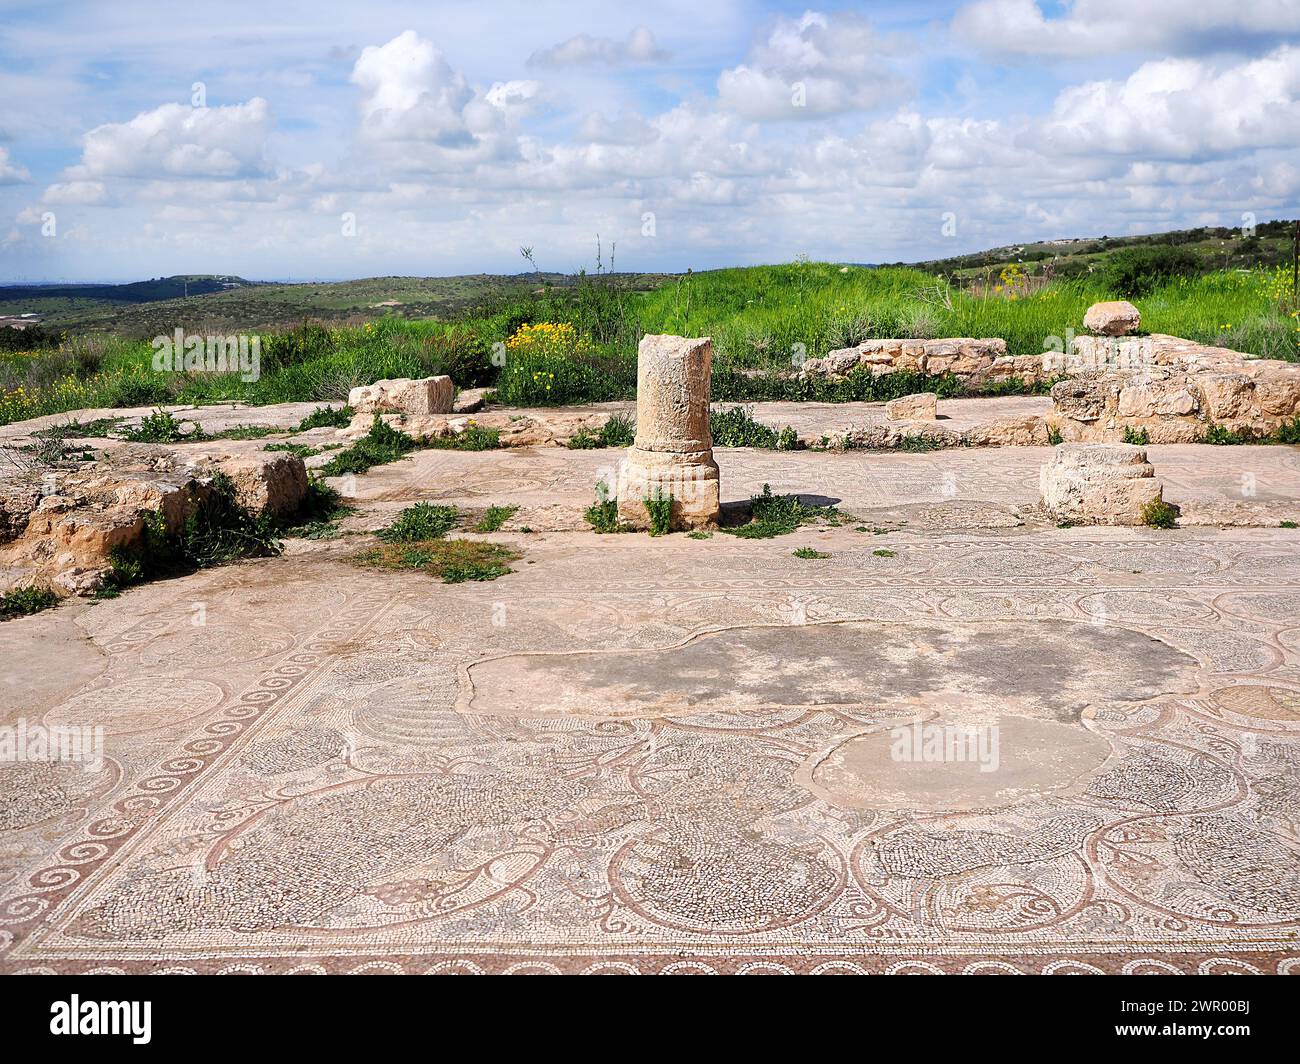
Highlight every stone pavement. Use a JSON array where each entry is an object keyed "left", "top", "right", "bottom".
[{"left": 2, "top": 414, "right": 1299, "bottom": 974}]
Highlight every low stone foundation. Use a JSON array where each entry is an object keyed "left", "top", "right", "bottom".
[
  {"left": 801, "top": 338, "right": 1047, "bottom": 387},
  {"left": 1050, "top": 358, "right": 1300, "bottom": 443}
]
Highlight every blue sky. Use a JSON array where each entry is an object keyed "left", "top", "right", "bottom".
[{"left": 1, "top": 0, "right": 1298, "bottom": 281}]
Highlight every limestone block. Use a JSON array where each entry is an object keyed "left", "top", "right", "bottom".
[
  {"left": 1190, "top": 372, "right": 1255, "bottom": 422},
  {"left": 348, "top": 376, "right": 454, "bottom": 416},
  {"left": 208, "top": 453, "right": 310, "bottom": 518},
  {"left": 1051, "top": 377, "right": 1115, "bottom": 422},
  {"left": 1116, "top": 372, "right": 1198, "bottom": 419},
  {"left": 885, "top": 392, "right": 938, "bottom": 421},
  {"left": 1040, "top": 443, "right": 1163, "bottom": 526},
  {"left": 1084, "top": 301, "right": 1141, "bottom": 337}
]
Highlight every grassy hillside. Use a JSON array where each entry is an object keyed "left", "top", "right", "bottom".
[
  {"left": 902, "top": 219, "right": 1297, "bottom": 283},
  {"left": 3, "top": 255, "right": 1296, "bottom": 426}
]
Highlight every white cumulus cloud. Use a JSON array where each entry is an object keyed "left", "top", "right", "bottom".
[
  {"left": 528, "top": 27, "right": 667, "bottom": 68},
  {"left": 952, "top": 0, "right": 1300, "bottom": 58},
  {"left": 0, "top": 147, "right": 31, "bottom": 184},
  {"left": 1032, "top": 46, "right": 1300, "bottom": 158},
  {"left": 717, "top": 11, "right": 905, "bottom": 120},
  {"left": 78, "top": 98, "right": 273, "bottom": 178}
]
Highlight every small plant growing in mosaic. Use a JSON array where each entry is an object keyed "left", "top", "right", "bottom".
[
  {"left": 645, "top": 494, "right": 673, "bottom": 536},
  {"left": 1141, "top": 499, "right": 1179, "bottom": 529}
]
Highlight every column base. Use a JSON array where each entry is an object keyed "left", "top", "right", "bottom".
[{"left": 616, "top": 448, "right": 721, "bottom": 530}]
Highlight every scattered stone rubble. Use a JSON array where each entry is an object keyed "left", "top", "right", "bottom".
[
  {"left": 796, "top": 303, "right": 1300, "bottom": 444},
  {"left": 800, "top": 338, "right": 1047, "bottom": 388}
]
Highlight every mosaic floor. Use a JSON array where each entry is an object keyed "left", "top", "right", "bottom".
[{"left": 2, "top": 442, "right": 1299, "bottom": 974}]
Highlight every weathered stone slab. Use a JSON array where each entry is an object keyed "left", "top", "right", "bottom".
[
  {"left": 885, "top": 392, "right": 938, "bottom": 421},
  {"left": 349, "top": 376, "right": 453, "bottom": 416}
]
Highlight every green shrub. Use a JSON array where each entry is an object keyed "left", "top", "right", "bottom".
[
  {"left": 103, "top": 373, "right": 173, "bottom": 408},
  {"left": 1123, "top": 426, "right": 1150, "bottom": 445},
  {"left": 0, "top": 584, "right": 59, "bottom": 621},
  {"left": 724, "top": 484, "right": 840, "bottom": 539},
  {"left": 645, "top": 495, "right": 673, "bottom": 536},
  {"left": 567, "top": 414, "right": 635, "bottom": 449},
  {"left": 261, "top": 322, "right": 336, "bottom": 374},
  {"left": 104, "top": 473, "right": 284, "bottom": 596},
  {"left": 427, "top": 424, "right": 500, "bottom": 451},
  {"left": 1204, "top": 424, "right": 1257, "bottom": 445},
  {"left": 474, "top": 504, "right": 518, "bottom": 532},
  {"left": 1047, "top": 425, "right": 1064, "bottom": 446},
  {"left": 377, "top": 503, "right": 459, "bottom": 542},
  {"left": 584, "top": 483, "right": 621, "bottom": 533},
  {"left": 710, "top": 405, "right": 780, "bottom": 448},
  {"left": 1104, "top": 246, "right": 1201, "bottom": 299},
  {"left": 792, "top": 547, "right": 830, "bottom": 559},
  {"left": 120, "top": 408, "right": 200, "bottom": 443},
  {"left": 1277, "top": 417, "right": 1300, "bottom": 444},
  {"left": 1142, "top": 498, "right": 1180, "bottom": 529}
]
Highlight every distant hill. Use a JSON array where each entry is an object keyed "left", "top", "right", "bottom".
[
  {"left": 0, "top": 274, "right": 254, "bottom": 304},
  {"left": 0, "top": 272, "right": 673, "bottom": 337},
  {"left": 895, "top": 220, "right": 1297, "bottom": 281}
]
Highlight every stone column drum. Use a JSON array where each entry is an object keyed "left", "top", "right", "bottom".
[
  {"left": 616, "top": 334, "right": 721, "bottom": 530},
  {"left": 1039, "top": 442, "right": 1164, "bottom": 525}
]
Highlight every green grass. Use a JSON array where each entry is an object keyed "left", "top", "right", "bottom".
[
  {"left": 0, "top": 585, "right": 59, "bottom": 621},
  {"left": 873, "top": 548, "right": 898, "bottom": 557},
  {"left": 426, "top": 424, "right": 500, "bottom": 451},
  {"left": 474, "top": 504, "right": 519, "bottom": 532},
  {"left": 296, "top": 405, "right": 353, "bottom": 430},
  {"left": 377, "top": 503, "right": 459, "bottom": 542},
  {"left": 566, "top": 413, "right": 635, "bottom": 449},
  {"left": 3, "top": 254, "right": 1295, "bottom": 426},
  {"left": 264, "top": 442, "right": 321, "bottom": 458},
  {"left": 896, "top": 434, "right": 945, "bottom": 452},
  {"left": 724, "top": 484, "right": 842, "bottom": 539},
  {"left": 1123, "top": 426, "right": 1151, "bottom": 445},
  {"left": 354, "top": 538, "right": 520, "bottom": 583},
  {"left": 792, "top": 547, "right": 830, "bottom": 559},
  {"left": 318, "top": 415, "right": 418, "bottom": 476}
]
